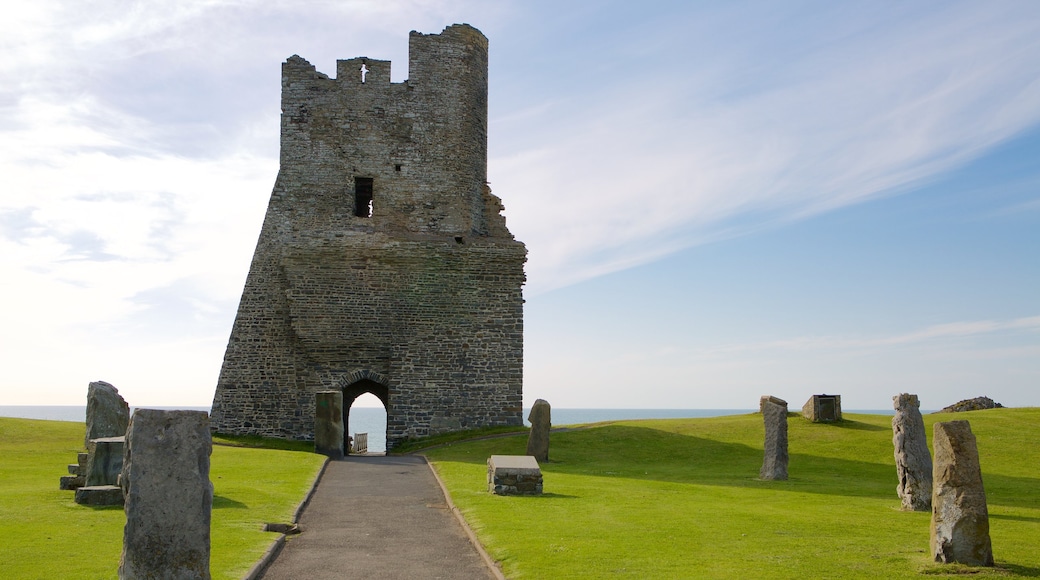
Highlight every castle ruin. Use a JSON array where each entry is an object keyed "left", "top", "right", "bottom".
[{"left": 209, "top": 24, "right": 526, "bottom": 450}]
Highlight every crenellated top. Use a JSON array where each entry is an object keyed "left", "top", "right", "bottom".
[{"left": 273, "top": 23, "right": 507, "bottom": 239}]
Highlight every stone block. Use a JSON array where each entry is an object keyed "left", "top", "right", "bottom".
[
  {"left": 802, "top": 394, "right": 842, "bottom": 422},
  {"left": 119, "top": 409, "right": 212, "bottom": 579},
  {"left": 759, "top": 396, "right": 788, "bottom": 480},
  {"left": 488, "top": 455, "right": 542, "bottom": 495},
  {"left": 526, "top": 399, "right": 550, "bottom": 462},
  {"left": 85, "top": 381, "right": 129, "bottom": 449},
  {"left": 75, "top": 485, "right": 124, "bottom": 506},
  {"left": 930, "top": 420, "right": 993, "bottom": 567},
  {"left": 893, "top": 394, "right": 932, "bottom": 511},
  {"left": 60, "top": 475, "right": 85, "bottom": 490},
  {"left": 314, "top": 391, "right": 345, "bottom": 459},
  {"left": 86, "top": 436, "right": 125, "bottom": 487}
]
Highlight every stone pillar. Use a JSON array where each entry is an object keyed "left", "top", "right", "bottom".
[
  {"left": 892, "top": 393, "right": 932, "bottom": 511},
  {"left": 314, "top": 391, "right": 345, "bottom": 459},
  {"left": 930, "top": 420, "right": 993, "bottom": 567},
  {"left": 526, "top": 399, "right": 551, "bottom": 462},
  {"left": 85, "top": 381, "right": 130, "bottom": 448},
  {"left": 119, "top": 410, "right": 212, "bottom": 580},
  {"left": 759, "top": 396, "right": 789, "bottom": 481}
]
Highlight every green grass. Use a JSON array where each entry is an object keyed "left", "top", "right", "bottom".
[
  {"left": 425, "top": 408, "right": 1040, "bottom": 579},
  {"left": 390, "top": 424, "right": 529, "bottom": 454},
  {"left": 0, "top": 417, "right": 326, "bottom": 579}
]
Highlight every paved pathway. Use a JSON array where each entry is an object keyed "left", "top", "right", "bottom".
[{"left": 258, "top": 455, "right": 497, "bottom": 580}]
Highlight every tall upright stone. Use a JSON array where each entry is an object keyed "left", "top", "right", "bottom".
[
  {"left": 930, "top": 420, "right": 993, "bottom": 567},
  {"left": 526, "top": 399, "right": 551, "bottom": 462},
  {"left": 759, "top": 396, "right": 789, "bottom": 481},
  {"left": 210, "top": 25, "right": 526, "bottom": 450},
  {"left": 120, "top": 410, "right": 212, "bottom": 579},
  {"left": 892, "top": 393, "right": 932, "bottom": 511},
  {"left": 315, "top": 391, "right": 345, "bottom": 459},
  {"left": 85, "top": 381, "right": 129, "bottom": 448}
]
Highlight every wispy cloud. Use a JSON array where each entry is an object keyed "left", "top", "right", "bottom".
[{"left": 494, "top": 2, "right": 1040, "bottom": 293}]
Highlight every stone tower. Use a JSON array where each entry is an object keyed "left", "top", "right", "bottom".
[{"left": 210, "top": 24, "right": 526, "bottom": 450}]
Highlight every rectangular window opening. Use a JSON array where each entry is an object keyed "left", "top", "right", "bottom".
[{"left": 355, "top": 177, "right": 373, "bottom": 218}]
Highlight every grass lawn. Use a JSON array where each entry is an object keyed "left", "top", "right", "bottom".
[
  {"left": 425, "top": 408, "right": 1040, "bottom": 579},
  {"left": 0, "top": 417, "right": 326, "bottom": 579}
]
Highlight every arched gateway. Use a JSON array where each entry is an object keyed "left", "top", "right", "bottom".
[{"left": 209, "top": 25, "right": 526, "bottom": 450}]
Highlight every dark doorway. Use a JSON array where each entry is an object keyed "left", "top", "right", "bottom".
[
  {"left": 342, "top": 379, "right": 388, "bottom": 453},
  {"left": 354, "top": 177, "right": 373, "bottom": 217}
]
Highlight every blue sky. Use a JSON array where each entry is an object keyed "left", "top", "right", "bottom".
[{"left": 1, "top": 1, "right": 1037, "bottom": 410}]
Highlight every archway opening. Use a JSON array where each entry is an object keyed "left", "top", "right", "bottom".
[{"left": 342, "top": 379, "right": 388, "bottom": 454}]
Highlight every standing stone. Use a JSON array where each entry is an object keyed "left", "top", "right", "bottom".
[
  {"left": 526, "top": 399, "right": 551, "bottom": 462},
  {"left": 759, "top": 396, "right": 789, "bottom": 481},
  {"left": 85, "top": 381, "right": 130, "bottom": 449},
  {"left": 314, "top": 391, "right": 345, "bottom": 459},
  {"left": 930, "top": 420, "right": 993, "bottom": 567},
  {"left": 119, "top": 410, "right": 212, "bottom": 580},
  {"left": 892, "top": 393, "right": 932, "bottom": 511}
]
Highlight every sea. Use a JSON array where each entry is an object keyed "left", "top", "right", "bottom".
[{"left": 0, "top": 406, "right": 896, "bottom": 453}]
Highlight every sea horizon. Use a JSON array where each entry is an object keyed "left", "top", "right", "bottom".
[{"left": 1, "top": 405, "right": 910, "bottom": 453}]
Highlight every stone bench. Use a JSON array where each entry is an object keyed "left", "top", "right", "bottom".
[
  {"left": 75, "top": 485, "right": 124, "bottom": 506},
  {"left": 487, "top": 455, "right": 542, "bottom": 495}
]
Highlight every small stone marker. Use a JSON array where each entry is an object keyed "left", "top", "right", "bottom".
[
  {"left": 314, "top": 391, "right": 345, "bottom": 459},
  {"left": 488, "top": 455, "right": 543, "bottom": 495},
  {"left": 930, "top": 420, "right": 993, "bottom": 567},
  {"left": 526, "top": 398, "right": 551, "bottom": 462},
  {"left": 85, "top": 381, "right": 130, "bottom": 448},
  {"left": 892, "top": 393, "right": 932, "bottom": 511},
  {"left": 119, "top": 409, "right": 213, "bottom": 579},
  {"left": 759, "top": 396, "right": 789, "bottom": 481}
]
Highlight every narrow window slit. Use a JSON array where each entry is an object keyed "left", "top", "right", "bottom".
[{"left": 355, "top": 177, "right": 373, "bottom": 218}]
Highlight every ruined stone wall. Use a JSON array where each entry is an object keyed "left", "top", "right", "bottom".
[{"left": 210, "top": 25, "right": 526, "bottom": 448}]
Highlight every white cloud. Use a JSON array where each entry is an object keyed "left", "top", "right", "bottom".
[{"left": 2, "top": 1, "right": 1039, "bottom": 405}]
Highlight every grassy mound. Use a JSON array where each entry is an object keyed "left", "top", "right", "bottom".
[
  {"left": 0, "top": 417, "right": 326, "bottom": 579},
  {"left": 425, "top": 408, "right": 1040, "bottom": 579}
]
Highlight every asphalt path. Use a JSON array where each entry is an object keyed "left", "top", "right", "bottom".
[{"left": 257, "top": 455, "right": 497, "bottom": 580}]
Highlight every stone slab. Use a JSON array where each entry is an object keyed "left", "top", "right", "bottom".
[
  {"left": 119, "top": 409, "right": 212, "bottom": 579},
  {"left": 314, "top": 391, "right": 345, "bottom": 459},
  {"left": 86, "top": 436, "right": 125, "bottom": 487},
  {"left": 85, "top": 381, "right": 129, "bottom": 448},
  {"left": 759, "top": 395, "right": 789, "bottom": 480},
  {"left": 526, "top": 399, "right": 551, "bottom": 462},
  {"left": 930, "top": 420, "right": 993, "bottom": 566},
  {"left": 76, "top": 485, "right": 124, "bottom": 506}
]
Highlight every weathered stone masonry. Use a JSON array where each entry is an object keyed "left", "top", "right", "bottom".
[{"left": 210, "top": 25, "right": 526, "bottom": 449}]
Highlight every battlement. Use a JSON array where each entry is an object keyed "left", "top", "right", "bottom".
[{"left": 275, "top": 23, "right": 502, "bottom": 238}]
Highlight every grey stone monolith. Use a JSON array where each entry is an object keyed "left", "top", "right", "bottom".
[
  {"left": 892, "top": 393, "right": 932, "bottom": 511},
  {"left": 85, "top": 436, "right": 125, "bottom": 487},
  {"left": 119, "top": 409, "right": 212, "bottom": 580},
  {"left": 759, "top": 396, "right": 789, "bottom": 480},
  {"left": 526, "top": 399, "right": 551, "bottom": 462},
  {"left": 314, "top": 391, "right": 345, "bottom": 459},
  {"left": 85, "top": 381, "right": 129, "bottom": 448},
  {"left": 930, "top": 420, "right": 993, "bottom": 567}
]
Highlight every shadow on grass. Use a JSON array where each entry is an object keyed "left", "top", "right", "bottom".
[
  {"left": 428, "top": 424, "right": 1040, "bottom": 509},
  {"left": 828, "top": 419, "right": 889, "bottom": 432},
  {"left": 213, "top": 495, "right": 247, "bottom": 509},
  {"left": 998, "top": 563, "right": 1040, "bottom": 578}
]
